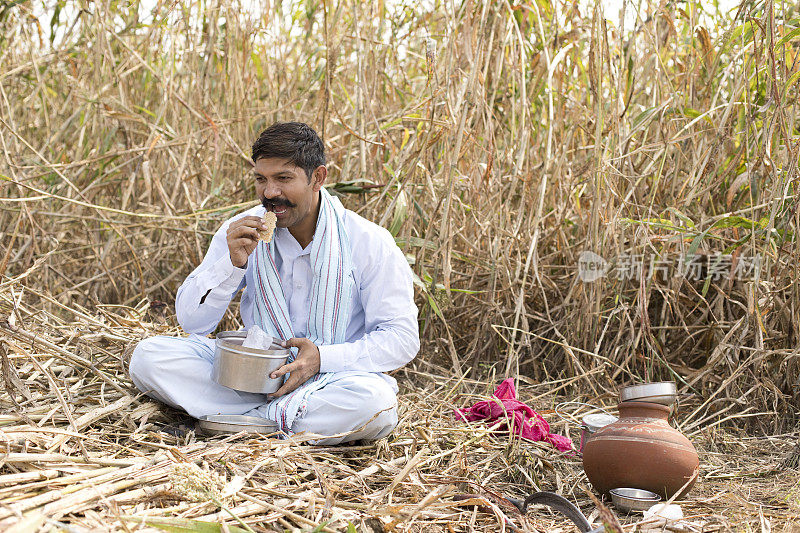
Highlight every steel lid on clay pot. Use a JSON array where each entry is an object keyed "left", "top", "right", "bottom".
[{"left": 619, "top": 381, "right": 677, "bottom": 406}]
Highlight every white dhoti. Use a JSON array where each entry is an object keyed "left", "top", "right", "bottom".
[{"left": 128, "top": 335, "right": 399, "bottom": 445}]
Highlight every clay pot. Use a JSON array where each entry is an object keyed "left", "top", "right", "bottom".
[{"left": 582, "top": 401, "right": 699, "bottom": 499}]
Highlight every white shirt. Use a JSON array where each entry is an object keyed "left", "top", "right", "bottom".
[{"left": 175, "top": 204, "right": 420, "bottom": 374}]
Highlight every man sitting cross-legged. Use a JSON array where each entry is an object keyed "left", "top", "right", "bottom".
[{"left": 129, "top": 122, "right": 420, "bottom": 444}]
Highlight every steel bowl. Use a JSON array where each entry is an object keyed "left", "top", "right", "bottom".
[
  {"left": 609, "top": 488, "right": 662, "bottom": 513},
  {"left": 619, "top": 381, "right": 677, "bottom": 406},
  {"left": 211, "top": 331, "right": 290, "bottom": 394},
  {"left": 197, "top": 415, "right": 279, "bottom": 436},
  {"left": 579, "top": 413, "right": 618, "bottom": 452},
  {"left": 582, "top": 413, "right": 618, "bottom": 433}
]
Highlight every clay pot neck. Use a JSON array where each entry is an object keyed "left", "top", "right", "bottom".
[{"left": 617, "top": 401, "right": 670, "bottom": 421}]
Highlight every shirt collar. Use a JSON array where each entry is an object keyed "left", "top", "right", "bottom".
[{"left": 275, "top": 227, "right": 313, "bottom": 258}]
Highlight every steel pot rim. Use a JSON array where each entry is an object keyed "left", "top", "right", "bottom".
[{"left": 215, "top": 338, "right": 289, "bottom": 359}]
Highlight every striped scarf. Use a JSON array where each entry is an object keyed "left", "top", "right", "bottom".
[{"left": 252, "top": 187, "right": 354, "bottom": 433}]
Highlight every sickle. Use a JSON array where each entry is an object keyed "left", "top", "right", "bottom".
[
  {"left": 454, "top": 491, "right": 605, "bottom": 532},
  {"left": 508, "top": 491, "right": 604, "bottom": 532}
]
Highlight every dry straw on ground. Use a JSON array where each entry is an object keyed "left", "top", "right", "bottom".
[
  {"left": 1, "top": 0, "right": 800, "bottom": 530},
  {"left": 0, "top": 299, "right": 798, "bottom": 531}
]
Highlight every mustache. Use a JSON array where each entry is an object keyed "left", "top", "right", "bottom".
[{"left": 262, "top": 197, "right": 296, "bottom": 209}]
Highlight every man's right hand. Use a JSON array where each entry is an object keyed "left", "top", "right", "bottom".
[{"left": 227, "top": 216, "right": 268, "bottom": 268}]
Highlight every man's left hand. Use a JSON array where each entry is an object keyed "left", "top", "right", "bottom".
[{"left": 268, "top": 337, "right": 320, "bottom": 398}]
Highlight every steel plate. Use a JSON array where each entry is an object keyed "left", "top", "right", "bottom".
[{"left": 197, "top": 415, "right": 279, "bottom": 436}]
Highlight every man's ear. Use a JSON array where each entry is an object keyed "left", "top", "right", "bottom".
[{"left": 311, "top": 165, "right": 327, "bottom": 192}]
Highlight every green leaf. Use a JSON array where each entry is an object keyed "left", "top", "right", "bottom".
[
  {"left": 620, "top": 217, "right": 693, "bottom": 234},
  {"left": 710, "top": 215, "right": 761, "bottom": 230},
  {"left": 774, "top": 26, "right": 800, "bottom": 50},
  {"left": 686, "top": 216, "right": 760, "bottom": 256},
  {"left": 309, "top": 521, "right": 331, "bottom": 532},
  {"left": 410, "top": 272, "right": 445, "bottom": 321},
  {"left": 683, "top": 107, "right": 713, "bottom": 125},
  {"left": 251, "top": 51, "right": 263, "bottom": 79},
  {"left": 426, "top": 293, "right": 445, "bottom": 321},
  {"left": 683, "top": 108, "right": 702, "bottom": 119},
  {"left": 118, "top": 516, "right": 250, "bottom": 533},
  {"left": 535, "top": 0, "right": 553, "bottom": 18},
  {"left": 664, "top": 208, "right": 696, "bottom": 228},
  {"left": 727, "top": 20, "right": 757, "bottom": 46},
  {"left": 50, "top": 0, "right": 65, "bottom": 44},
  {"left": 327, "top": 181, "right": 382, "bottom": 194},
  {"left": 134, "top": 105, "right": 156, "bottom": 119},
  {"left": 380, "top": 117, "right": 404, "bottom": 130},
  {"left": 787, "top": 69, "right": 800, "bottom": 90},
  {"left": 700, "top": 276, "right": 711, "bottom": 297},
  {"left": 388, "top": 189, "right": 408, "bottom": 237},
  {"left": 395, "top": 236, "right": 438, "bottom": 251},
  {"left": 449, "top": 287, "right": 481, "bottom": 295},
  {"left": 686, "top": 226, "right": 714, "bottom": 256},
  {"left": 629, "top": 106, "right": 661, "bottom": 133}
]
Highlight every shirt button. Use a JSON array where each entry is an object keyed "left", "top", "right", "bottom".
[{"left": 295, "top": 283, "right": 302, "bottom": 289}]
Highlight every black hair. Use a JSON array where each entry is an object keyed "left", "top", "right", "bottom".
[{"left": 251, "top": 122, "right": 326, "bottom": 180}]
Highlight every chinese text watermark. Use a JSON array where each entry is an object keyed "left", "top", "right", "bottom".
[{"left": 577, "top": 251, "right": 762, "bottom": 283}]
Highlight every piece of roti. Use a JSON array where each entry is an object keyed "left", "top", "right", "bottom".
[{"left": 258, "top": 211, "right": 277, "bottom": 242}]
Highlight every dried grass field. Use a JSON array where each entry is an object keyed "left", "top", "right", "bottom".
[{"left": 1, "top": 0, "right": 800, "bottom": 531}]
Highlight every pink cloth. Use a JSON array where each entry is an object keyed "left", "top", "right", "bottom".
[{"left": 454, "top": 378, "right": 573, "bottom": 452}]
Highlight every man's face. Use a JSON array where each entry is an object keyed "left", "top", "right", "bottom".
[{"left": 254, "top": 157, "right": 324, "bottom": 230}]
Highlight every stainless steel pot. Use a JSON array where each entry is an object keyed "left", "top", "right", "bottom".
[{"left": 211, "top": 331, "right": 290, "bottom": 394}]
